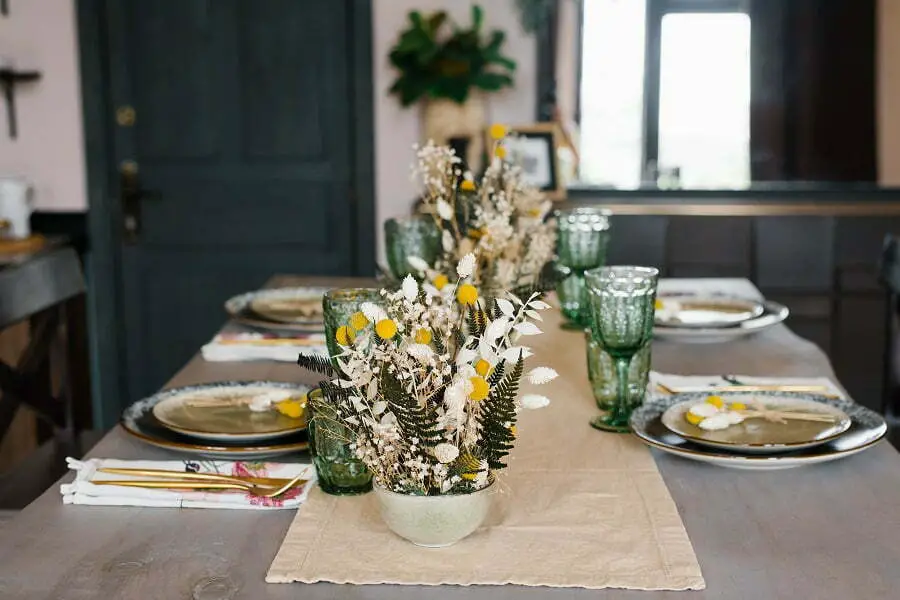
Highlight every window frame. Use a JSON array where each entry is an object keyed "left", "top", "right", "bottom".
[{"left": 642, "top": 0, "right": 751, "bottom": 171}]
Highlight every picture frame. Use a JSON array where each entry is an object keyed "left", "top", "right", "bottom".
[{"left": 489, "top": 122, "right": 566, "bottom": 201}]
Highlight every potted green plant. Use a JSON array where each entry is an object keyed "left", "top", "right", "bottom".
[{"left": 388, "top": 5, "right": 516, "bottom": 172}]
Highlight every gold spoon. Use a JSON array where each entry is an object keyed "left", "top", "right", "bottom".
[{"left": 92, "top": 473, "right": 308, "bottom": 498}]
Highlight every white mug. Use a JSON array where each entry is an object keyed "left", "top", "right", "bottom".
[{"left": 0, "top": 177, "right": 34, "bottom": 239}]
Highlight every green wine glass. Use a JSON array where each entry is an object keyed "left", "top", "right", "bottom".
[
  {"left": 554, "top": 207, "right": 611, "bottom": 328},
  {"left": 585, "top": 266, "right": 659, "bottom": 432},
  {"left": 307, "top": 388, "right": 372, "bottom": 495},
  {"left": 323, "top": 288, "right": 382, "bottom": 361},
  {"left": 384, "top": 216, "right": 440, "bottom": 280}
]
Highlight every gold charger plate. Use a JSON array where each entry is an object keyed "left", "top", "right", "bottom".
[
  {"left": 655, "top": 295, "right": 765, "bottom": 329},
  {"left": 661, "top": 393, "right": 851, "bottom": 454},
  {"left": 151, "top": 382, "right": 308, "bottom": 443},
  {"left": 225, "top": 287, "right": 330, "bottom": 331}
]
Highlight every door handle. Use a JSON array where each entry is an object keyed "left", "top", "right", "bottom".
[{"left": 120, "top": 160, "right": 159, "bottom": 243}]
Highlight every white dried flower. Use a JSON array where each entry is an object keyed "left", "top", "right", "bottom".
[
  {"left": 360, "top": 302, "right": 387, "bottom": 323},
  {"left": 406, "top": 343, "right": 433, "bottom": 362},
  {"left": 401, "top": 275, "right": 418, "bottom": 302},
  {"left": 436, "top": 199, "right": 454, "bottom": 221},
  {"left": 513, "top": 322, "right": 542, "bottom": 336},
  {"left": 442, "top": 229, "right": 454, "bottom": 252},
  {"left": 407, "top": 256, "right": 429, "bottom": 272},
  {"left": 527, "top": 367, "right": 558, "bottom": 385},
  {"left": 521, "top": 394, "right": 551, "bottom": 409},
  {"left": 433, "top": 443, "right": 460, "bottom": 464},
  {"left": 457, "top": 253, "right": 476, "bottom": 278}
]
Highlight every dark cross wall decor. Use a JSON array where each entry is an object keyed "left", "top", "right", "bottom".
[{"left": 0, "top": 67, "right": 41, "bottom": 138}]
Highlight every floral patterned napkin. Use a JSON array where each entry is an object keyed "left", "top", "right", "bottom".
[{"left": 61, "top": 457, "right": 315, "bottom": 510}]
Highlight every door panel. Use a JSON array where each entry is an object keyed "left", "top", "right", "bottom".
[{"left": 106, "top": 0, "right": 367, "bottom": 401}]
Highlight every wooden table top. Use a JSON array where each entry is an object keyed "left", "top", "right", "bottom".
[{"left": 1, "top": 277, "right": 899, "bottom": 599}]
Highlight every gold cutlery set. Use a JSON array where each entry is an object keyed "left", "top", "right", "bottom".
[{"left": 93, "top": 467, "right": 308, "bottom": 498}]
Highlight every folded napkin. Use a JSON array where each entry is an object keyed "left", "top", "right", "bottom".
[
  {"left": 201, "top": 330, "right": 327, "bottom": 363},
  {"left": 61, "top": 458, "right": 315, "bottom": 510},
  {"left": 649, "top": 372, "right": 845, "bottom": 398}
]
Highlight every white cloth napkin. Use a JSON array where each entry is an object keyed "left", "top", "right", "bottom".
[
  {"left": 649, "top": 372, "right": 845, "bottom": 398},
  {"left": 61, "top": 458, "right": 316, "bottom": 510},
  {"left": 201, "top": 332, "right": 327, "bottom": 362}
]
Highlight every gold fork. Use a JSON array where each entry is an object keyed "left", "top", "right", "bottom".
[{"left": 92, "top": 472, "right": 308, "bottom": 498}]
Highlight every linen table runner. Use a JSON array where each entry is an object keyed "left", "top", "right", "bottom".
[{"left": 267, "top": 305, "right": 705, "bottom": 589}]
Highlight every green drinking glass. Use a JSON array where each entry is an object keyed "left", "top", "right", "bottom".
[
  {"left": 585, "top": 266, "right": 659, "bottom": 432},
  {"left": 585, "top": 329, "right": 651, "bottom": 411},
  {"left": 307, "top": 388, "right": 372, "bottom": 495},
  {"left": 555, "top": 207, "right": 611, "bottom": 270},
  {"left": 384, "top": 216, "right": 441, "bottom": 280},
  {"left": 554, "top": 207, "right": 611, "bottom": 327},
  {"left": 323, "top": 288, "right": 382, "bottom": 361}
]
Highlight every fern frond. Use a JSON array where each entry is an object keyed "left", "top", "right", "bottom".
[
  {"left": 381, "top": 371, "right": 442, "bottom": 447},
  {"left": 476, "top": 354, "right": 524, "bottom": 470},
  {"left": 297, "top": 353, "right": 337, "bottom": 377}
]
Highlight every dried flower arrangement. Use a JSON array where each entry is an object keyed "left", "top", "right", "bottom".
[
  {"left": 406, "top": 126, "right": 557, "bottom": 296},
  {"left": 298, "top": 257, "right": 555, "bottom": 496}
]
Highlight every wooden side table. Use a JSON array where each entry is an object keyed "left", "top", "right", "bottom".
[{"left": 0, "top": 244, "right": 89, "bottom": 464}]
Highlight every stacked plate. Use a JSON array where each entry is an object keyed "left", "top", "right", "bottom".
[
  {"left": 225, "top": 287, "right": 330, "bottom": 331},
  {"left": 654, "top": 294, "right": 789, "bottom": 343},
  {"left": 630, "top": 391, "right": 887, "bottom": 470},
  {"left": 121, "top": 381, "right": 311, "bottom": 459}
]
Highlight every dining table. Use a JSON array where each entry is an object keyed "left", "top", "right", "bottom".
[{"left": 1, "top": 275, "right": 899, "bottom": 600}]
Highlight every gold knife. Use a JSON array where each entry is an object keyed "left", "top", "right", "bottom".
[
  {"left": 91, "top": 480, "right": 257, "bottom": 491},
  {"left": 97, "top": 467, "right": 299, "bottom": 487},
  {"left": 656, "top": 383, "right": 839, "bottom": 397}
]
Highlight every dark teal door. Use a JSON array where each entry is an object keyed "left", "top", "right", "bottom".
[{"left": 101, "top": 1, "right": 374, "bottom": 402}]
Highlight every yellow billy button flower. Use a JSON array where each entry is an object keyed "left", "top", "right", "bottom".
[
  {"left": 433, "top": 274, "right": 449, "bottom": 290},
  {"left": 349, "top": 311, "right": 369, "bottom": 331},
  {"left": 335, "top": 325, "right": 353, "bottom": 346},
  {"left": 706, "top": 395, "right": 724, "bottom": 409},
  {"left": 509, "top": 425, "right": 517, "bottom": 438},
  {"left": 469, "top": 376, "right": 489, "bottom": 401},
  {"left": 474, "top": 358, "right": 491, "bottom": 377},
  {"left": 375, "top": 318, "right": 398, "bottom": 340},
  {"left": 457, "top": 283, "right": 478, "bottom": 306},
  {"left": 495, "top": 145, "right": 507, "bottom": 159},
  {"left": 414, "top": 327, "right": 432, "bottom": 344},
  {"left": 460, "top": 179, "right": 476, "bottom": 192},
  {"left": 654, "top": 299, "right": 664, "bottom": 310},
  {"left": 275, "top": 395, "right": 307, "bottom": 419},
  {"left": 489, "top": 123, "right": 507, "bottom": 140},
  {"left": 685, "top": 412, "right": 704, "bottom": 426},
  {"left": 461, "top": 472, "right": 477, "bottom": 481},
  {"left": 729, "top": 401, "right": 747, "bottom": 411}
]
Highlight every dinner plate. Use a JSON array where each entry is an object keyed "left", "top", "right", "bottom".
[
  {"left": 630, "top": 392, "right": 886, "bottom": 470},
  {"left": 660, "top": 393, "right": 852, "bottom": 454},
  {"left": 122, "top": 382, "right": 309, "bottom": 459},
  {"left": 653, "top": 300, "right": 789, "bottom": 344},
  {"left": 655, "top": 295, "right": 764, "bottom": 329},
  {"left": 225, "top": 287, "right": 330, "bottom": 331},
  {"left": 151, "top": 382, "right": 309, "bottom": 443}
]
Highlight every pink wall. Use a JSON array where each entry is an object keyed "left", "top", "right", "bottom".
[
  {"left": 0, "top": 0, "right": 86, "bottom": 211},
  {"left": 372, "top": 0, "right": 537, "bottom": 258}
]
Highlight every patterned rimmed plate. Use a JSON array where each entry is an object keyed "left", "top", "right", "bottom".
[
  {"left": 630, "top": 391, "right": 886, "bottom": 470},
  {"left": 660, "top": 393, "right": 852, "bottom": 454},
  {"left": 654, "top": 300, "right": 789, "bottom": 344},
  {"left": 225, "top": 287, "right": 330, "bottom": 331},
  {"left": 151, "top": 382, "right": 308, "bottom": 443},
  {"left": 655, "top": 295, "right": 765, "bottom": 329},
  {"left": 122, "top": 382, "right": 309, "bottom": 459}
]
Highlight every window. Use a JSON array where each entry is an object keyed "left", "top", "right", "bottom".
[{"left": 578, "top": 1, "right": 751, "bottom": 189}]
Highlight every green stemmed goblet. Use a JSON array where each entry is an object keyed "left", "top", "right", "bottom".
[
  {"left": 585, "top": 266, "right": 659, "bottom": 432},
  {"left": 554, "top": 207, "right": 611, "bottom": 328},
  {"left": 384, "top": 216, "right": 441, "bottom": 280}
]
